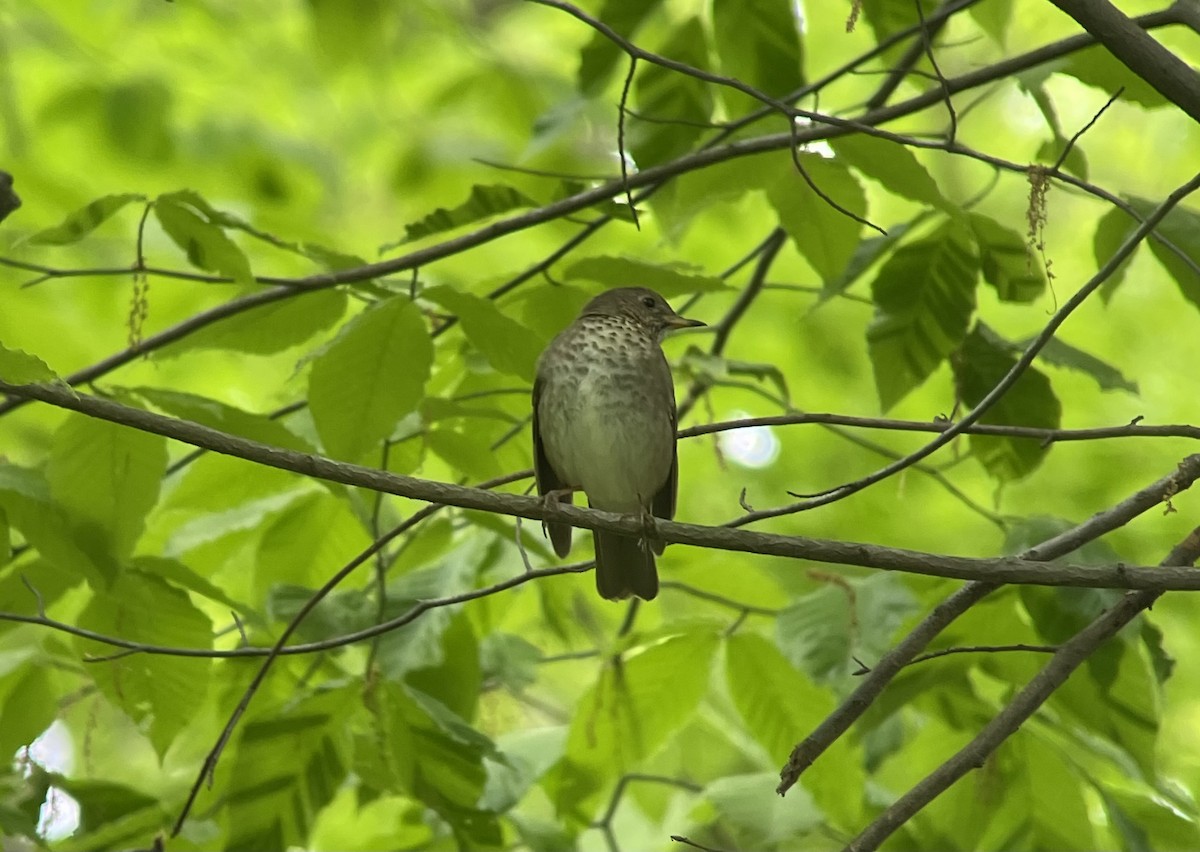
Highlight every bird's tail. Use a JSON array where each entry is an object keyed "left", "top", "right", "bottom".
[{"left": 593, "top": 530, "right": 658, "bottom": 601}]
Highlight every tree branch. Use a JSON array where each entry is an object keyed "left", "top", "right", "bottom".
[
  {"left": 1047, "top": 0, "right": 1200, "bottom": 123},
  {"left": 4, "top": 379, "right": 1200, "bottom": 592},
  {"left": 845, "top": 524, "right": 1200, "bottom": 851},
  {"left": 777, "top": 454, "right": 1200, "bottom": 794}
]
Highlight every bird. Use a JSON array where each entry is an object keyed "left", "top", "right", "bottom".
[{"left": 532, "top": 286, "right": 705, "bottom": 601}]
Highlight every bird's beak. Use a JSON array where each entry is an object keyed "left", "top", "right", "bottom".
[{"left": 665, "top": 315, "right": 706, "bottom": 330}]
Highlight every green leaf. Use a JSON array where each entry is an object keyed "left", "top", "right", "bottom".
[
  {"left": 129, "top": 386, "right": 317, "bottom": 452},
  {"left": 831, "top": 135, "right": 948, "bottom": 209},
  {"left": 0, "top": 342, "right": 58, "bottom": 384},
  {"left": 952, "top": 324, "right": 1063, "bottom": 481},
  {"left": 0, "top": 464, "right": 102, "bottom": 586},
  {"left": 577, "top": 0, "right": 662, "bottom": 93},
  {"left": 1015, "top": 335, "right": 1138, "bottom": 393},
  {"left": 27, "top": 193, "right": 145, "bottom": 245},
  {"left": 630, "top": 18, "right": 713, "bottom": 168},
  {"left": 1060, "top": 45, "right": 1168, "bottom": 109},
  {"left": 1018, "top": 73, "right": 1089, "bottom": 180},
  {"left": 776, "top": 574, "right": 918, "bottom": 684},
  {"left": 77, "top": 569, "right": 213, "bottom": 757},
  {"left": 866, "top": 220, "right": 979, "bottom": 409},
  {"left": 423, "top": 285, "right": 545, "bottom": 381},
  {"left": 1092, "top": 205, "right": 1140, "bottom": 302},
  {"left": 154, "top": 191, "right": 255, "bottom": 285},
  {"left": 481, "top": 633, "right": 542, "bottom": 693},
  {"left": 308, "top": 296, "right": 433, "bottom": 461},
  {"left": 548, "top": 629, "right": 719, "bottom": 817},
  {"left": 226, "top": 686, "right": 354, "bottom": 852},
  {"left": 767, "top": 155, "right": 868, "bottom": 284},
  {"left": 726, "top": 632, "right": 866, "bottom": 829},
  {"left": 820, "top": 218, "right": 925, "bottom": 300},
  {"left": 712, "top": 0, "right": 803, "bottom": 110},
  {"left": 162, "top": 188, "right": 366, "bottom": 270},
  {"left": 165, "top": 288, "right": 349, "bottom": 355},
  {"left": 256, "top": 491, "right": 372, "bottom": 590},
  {"left": 387, "top": 184, "right": 537, "bottom": 249},
  {"left": 1125, "top": 196, "right": 1200, "bottom": 312},
  {"left": 702, "top": 772, "right": 822, "bottom": 847},
  {"left": 565, "top": 255, "right": 726, "bottom": 299},
  {"left": 968, "top": 213, "right": 1046, "bottom": 303},
  {"left": 0, "top": 666, "right": 56, "bottom": 761},
  {"left": 46, "top": 413, "right": 168, "bottom": 566}
]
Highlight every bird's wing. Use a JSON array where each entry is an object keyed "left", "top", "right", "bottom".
[
  {"left": 532, "top": 372, "right": 574, "bottom": 557},
  {"left": 652, "top": 377, "right": 679, "bottom": 523}
]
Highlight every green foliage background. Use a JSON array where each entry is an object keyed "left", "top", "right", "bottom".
[{"left": 1, "top": 0, "right": 1200, "bottom": 849}]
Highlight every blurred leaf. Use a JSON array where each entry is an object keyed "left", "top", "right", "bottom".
[
  {"left": 0, "top": 666, "right": 56, "bottom": 761},
  {"left": 703, "top": 772, "right": 821, "bottom": 847},
  {"left": 481, "top": 633, "right": 543, "bottom": 693},
  {"left": 547, "top": 629, "right": 719, "bottom": 817},
  {"left": 952, "top": 323, "right": 1062, "bottom": 481},
  {"left": 226, "top": 686, "right": 354, "bottom": 851},
  {"left": 1018, "top": 73, "right": 1089, "bottom": 180},
  {"left": 155, "top": 190, "right": 255, "bottom": 285},
  {"left": 1014, "top": 336, "right": 1138, "bottom": 393},
  {"left": 968, "top": 0, "right": 1013, "bottom": 45},
  {"left": 1125, "top": 196, "right": 1200, "bottom": 312},
  {"left": 565, "top": 255, "right": 726, "bottom": 298},
  {"left": 969, "top": 213, "right": 1046, "bottom": 303},
  {"left": 105, "top": 78, "right": 175, "bottom": 161},
  {"left": 308, "top": 296, "right": 433, "bottom": 461},
  {"left": 821, "top": 218, "right": 925, "bottom": 300},
  {"left": 712, "top": 0, "right": 803, "bottom": 111},
  {"left": 681, "top": 348, "right": 790, "bottom": 404},
  {"left": 831, "top": 135, "right": 948, "bottom": 209},
  {"left": 630, "top": 18, "right": 713, "bottom": 168},
  {"left": 46, "top": 413, "right": 168, "bottom": 565},
  {"left": 578, "top": 0, "right": 662, "bottom": 93},
  {"left": 77, "top": 569, "right": 213, "bottom": 757},
  {"left": 27, "top": 193, "right": 145, "bottom": 245},
  {"left": 0, "top": 342, "right": 58, "bottom": 384},
  {"left": 1060, "top": 45, "right": 1168, "bottom": 109},
  {"left": 164, "top": 288, "right": 348, "bottom": 355},
  {"left": 767, "top": 155, "right": 868, "bottom": 285},
  {"left": 867, "top": 219, "right": 978, "bottom": 409},
  {"left": 424, "top": 285, "right": 544, "bottom": 381},
  {"left": 0, "top": 463, "right": 102, "bottom": 586},
  {"left": 386, "top": 184, "right": 537, "bottom": 249},
  {"left": 1092, "top": 205, "right": 1141, "bottom": 301},
  {"left": 130, "top": 386, "right": 317, "bottom": 451}
]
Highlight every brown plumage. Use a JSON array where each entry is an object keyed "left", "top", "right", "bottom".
[{"left": 532, "top": 287, "right": 704, "bottom": 601}]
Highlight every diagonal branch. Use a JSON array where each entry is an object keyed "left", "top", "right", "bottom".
[
  {"left": 844, "top": 524, "right": 1200, "bottom": 851},
  {"left": 777, "top": 454, "right": 1200, "bottom": 794}
]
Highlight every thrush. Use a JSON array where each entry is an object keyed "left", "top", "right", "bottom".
[{"left": 532, "top": 286, "right": 705, "bottom": 601}]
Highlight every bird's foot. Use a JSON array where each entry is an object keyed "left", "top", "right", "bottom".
[
  {"left": 637, "top": 506, "right": 660, "bottom": 554},
  {"left": 540, "top": 486, "right": 579, "bottom": 533}
]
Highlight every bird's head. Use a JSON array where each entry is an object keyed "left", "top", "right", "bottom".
[{"left": 580, "top": 287, "right": 706, "bottom": 340}]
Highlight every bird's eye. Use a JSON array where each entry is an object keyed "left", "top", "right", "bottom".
[{"left": 641, "top": 295, "right": 657, "bottom": 308}]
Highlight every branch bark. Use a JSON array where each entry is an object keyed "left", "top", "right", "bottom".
[
  {"left": 4, "top": 379, "right": 1200, "bottom": 591},
  {"left": 1048, "top": 0, "right": 1200, "bottom": 124}
]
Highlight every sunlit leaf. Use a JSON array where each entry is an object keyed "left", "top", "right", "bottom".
[
  {"left": 630, "top": 17, "right": 713, "bottom": 168},
  {"left": 831, "top": 134, "right": 948, "bottom": 209},
  {"left": 164, "top": 288, "right": 349, "bottom": 355}
]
